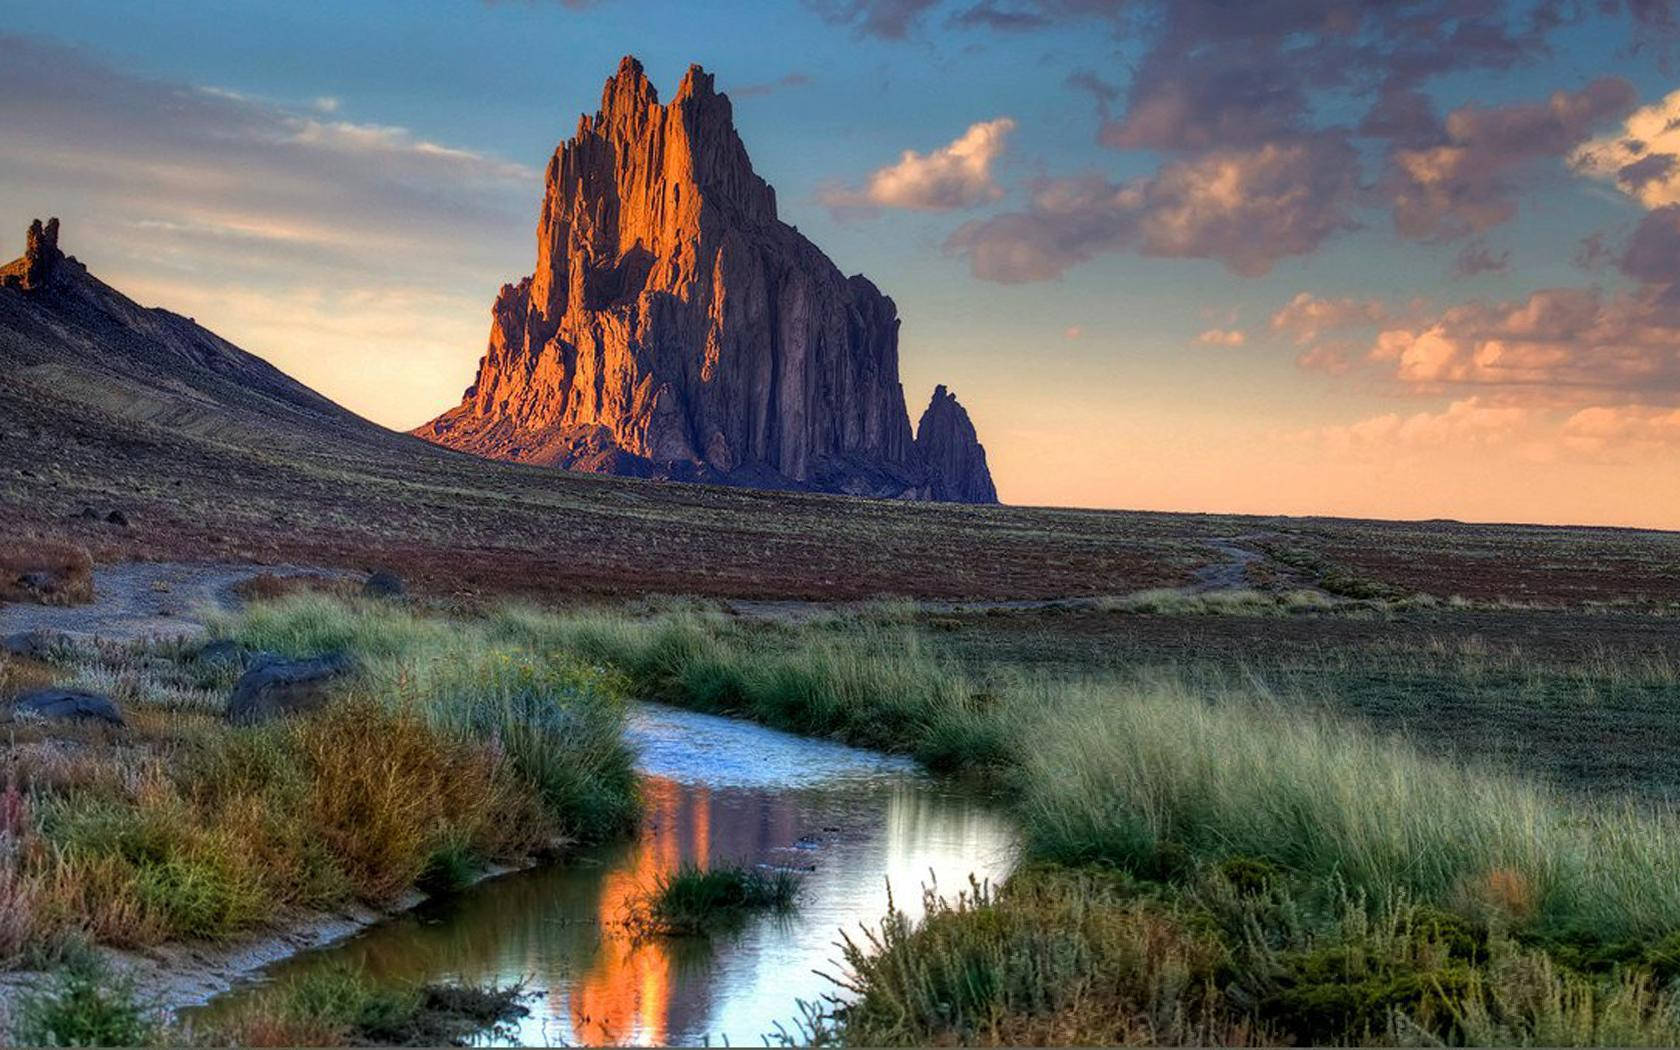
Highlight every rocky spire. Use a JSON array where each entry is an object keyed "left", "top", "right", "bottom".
[
  {"left": 417, "top": 57, "right": 995, "bottom": 502},
  {"left": 916, "top": 386, "right": 998, "bottom": 504},
  {"left": 4, "top": 217, "right": 63, "bottom": 291}
]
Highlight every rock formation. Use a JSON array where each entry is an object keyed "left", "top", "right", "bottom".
[
  {"left": 2, "top": 216, "right": 64, "bottom": 290},
  {"left": 917, "top": 385, "right": 998, "bottom": 504},
  {"left": 417, "top": 57, "right": 998, "bottom": 503}
]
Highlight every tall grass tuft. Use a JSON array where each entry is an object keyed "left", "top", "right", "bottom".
[
  {"left": 1011, "top": 673, "right": 1680, "bottom": 943},
  {"left": 485, "top": 605, "right": 1009, "bottom": 771},
  {"left": 217, "top": 593, "right": 640, "bottom": 843}
]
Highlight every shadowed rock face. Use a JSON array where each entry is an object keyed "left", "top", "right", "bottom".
[
  {"left": 417, "top": 57, "right": 998, "bottom": 503},
  {"left": 2, "top": 217, "right": 63, "bottom": 291},
  {"left": 917, "top": 385, "right": 998, "bottom": 504}
]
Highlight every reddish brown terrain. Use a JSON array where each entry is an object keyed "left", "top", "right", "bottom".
[{"left": 2, "top": 214, "right": 1679, "bottom": 608}]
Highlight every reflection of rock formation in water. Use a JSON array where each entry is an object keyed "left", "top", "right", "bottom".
[
  {"left": 196, "top": 751, "right": 1018, "bottom": 1047},
  {"left": 569, "top": 777, "right": 805, "bottom": 1045}
]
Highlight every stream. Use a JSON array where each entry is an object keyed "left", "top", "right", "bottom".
[{"left": 189, "top": 703, "right": 1020, "bottom": 1046}]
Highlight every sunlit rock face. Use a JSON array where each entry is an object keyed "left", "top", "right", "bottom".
[{"left": 417, "top": 56, "right": 998, "bottom": 503}]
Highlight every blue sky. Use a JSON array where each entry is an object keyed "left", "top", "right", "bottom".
[{"left": 5, "top": 1, "right": 1680, "bottom": 525}]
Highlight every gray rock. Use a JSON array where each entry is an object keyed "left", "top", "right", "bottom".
[
  {"left": 104, "top": 509, "right": 129, "bottom": 527},
  {"left": 11, "top": 688, "right": 124, "bottom": 726},
  {"left": 225, "top": 651, "right": 357, "bottom": 725},
  {"left": 362, "top": 570, "right": 406, "bottom": 599},
  {"left": 16, "top": 571, "right": 55, "bottom": 594},
  {"left": 2, "top": 630, "right": 69, "bottom": 660}
]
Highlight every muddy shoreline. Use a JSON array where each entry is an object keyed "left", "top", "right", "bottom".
[{"left": 0, "top": 861, "right": 532, "bottom": 1028}]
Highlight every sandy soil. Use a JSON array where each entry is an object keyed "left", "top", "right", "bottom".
[{"left": 0, "top": 562, "right": 353, "bottom": 643}]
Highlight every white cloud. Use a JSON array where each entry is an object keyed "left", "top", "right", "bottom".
[
  {"left": 824, "top": 117, "right": 1015, "bottom": 211},
  {"left": 0, "top": 33, "right": 538, "bottom": 428},
  {"left": 1195, "top": 327, "right": 1246, "bottom": 346},
  {"left": 1572, "top": 88, "right": 1680, "bottom": 208}
]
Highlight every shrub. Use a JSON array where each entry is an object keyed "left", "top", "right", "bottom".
[
  {"left": 823, "top": 870, "right": 1237, "bottom": 1046},
  {"left": 8, "top": 952, "right": 159, "bottom": 1047},
  {"left": 0, "top": 539, "right": 94, "bottom": 607}
]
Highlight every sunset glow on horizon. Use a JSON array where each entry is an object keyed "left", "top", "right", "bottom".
[{"left": 5, "top": 2, "right": 1679, "bottom": 528}]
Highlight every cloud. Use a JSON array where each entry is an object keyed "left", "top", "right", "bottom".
[
  {"left": 804, "top": 0, "right": 941, "bottom": 39},
  {"left": 1271, "top": 292, "right": 1388, "bottom": 344},
  {"left": 728, "top": 72, "right": 813, "bottom": 98},
  {"left": 1382, "top": 77, "right": 1637, "bottom": 242},
  {"left": 1196, "top": 328, "right": 1246, "bottom": 346},
  {"left": 0, "top": 35, "right": 533, "bottom": 288},
  {"left": 1359, "top": 286, "right": 1680, "bottom": 400},
  {"left": 0, "top": 33, "right": 537, "bottom": 427},
  {"left": 1616, "top": 204, "right": 1680, "bottom": 284},
  {"left": 1453, "top": 240, "right": 1510, "bottom": 276},
  {"left": 1311, "top": 397, "right": 1533, "bottom": 455},
  {"left": 823, "top": 117, "right": 1015, "bottom": 211},
  {"left": 1573, "top": 87, "right": 1680, "bottom": 207},
  {"left": 1561, "top": 404, "right": 1680, "bottom": 456},
  {"left": 912, "top": 3, "right": 1661, "bottom": 282},
  {"left": 948, "top": 135, "right": 1359, "bottom": 280},
  {"left": 952, "top": 0, "right": 1055, "bottom": 32},
  {"left": 1064, "top": 324, "right": 1083, "bottom": 339}
]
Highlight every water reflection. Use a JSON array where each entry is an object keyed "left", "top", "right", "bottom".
[{"left": 193, "top": 705, "right": 1018, "bottom": 1047}]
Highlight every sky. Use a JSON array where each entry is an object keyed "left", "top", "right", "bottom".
[{"left": 3, "top": 0, "right": 1680, "bottom": 528}]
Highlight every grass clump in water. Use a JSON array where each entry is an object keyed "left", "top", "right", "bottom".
[{"left": 626, "top": 862, "right": 802, "bottom": 937}]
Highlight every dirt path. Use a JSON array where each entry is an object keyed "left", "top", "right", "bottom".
[
  {"left": 0, "top": 562, "right": 350, "bottom": 643},
  {"left": 1188, "top": 538, "right": 1267, "bottom": 592}
]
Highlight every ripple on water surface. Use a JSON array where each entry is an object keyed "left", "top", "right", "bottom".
[{"left": 190, "top": 703, "right": 1019, "bottom": 1047}]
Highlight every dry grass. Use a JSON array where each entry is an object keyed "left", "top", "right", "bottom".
[
  {"left": 231, "top": 572, "right": 357, "bottom": 603},
  {"left": 0, "top": 539, "right": 93, "bottom": 606}
]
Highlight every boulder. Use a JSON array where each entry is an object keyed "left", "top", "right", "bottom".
[
  {"left": 10, "top": 688, "right": 124, "bottom": 726},
  {"left": 104, "top": 509, "right": 129, "bottom": 527},
  {"left": 225, "top": 651, "right": 357, "bottom": 725},
  {"left": 2, "top": 630, "right": 70, "bottom": 660},
  {"left": 362, "top": 570, "right": 406, "bottom": 599}
]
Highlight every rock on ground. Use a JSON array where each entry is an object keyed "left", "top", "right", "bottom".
[{"left": 225, "top": 651, "right": 358, "bottom": 725}]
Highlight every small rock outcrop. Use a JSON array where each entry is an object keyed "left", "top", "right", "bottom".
[
  {"left": 417, "top": 57, "right": 998, "bottom": 503},
  {"left": 362, "top": 569, "right": 406, "bottom": 599},
  {"left": 916, "top": 386, "right": 998, "bottom": 504},
  {"left": 2, "top": 218, "right": 63, "bottom": 291},
  {"left": 10, "top": 687, "right": 124, "bottom": 726},
  {"left": 2, "top": 630, "right": 70, "bottom": 660},
  {"left": 225, "top": 651, "right": 358, "bottom": 725}
]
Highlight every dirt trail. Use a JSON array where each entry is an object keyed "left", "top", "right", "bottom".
[{"left": 0, "top": 562, "right": 349, "bottom": 643}]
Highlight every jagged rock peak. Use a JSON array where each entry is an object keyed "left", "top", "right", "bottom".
[
  {"left": 6, "top": 217, "right": 63, "bottom": 290},
  {"left": 917, "top": 386, "right": 998, "bottom": 504},
  {"left": 417, "top": 58, "right": 996, "bottom": 504}
]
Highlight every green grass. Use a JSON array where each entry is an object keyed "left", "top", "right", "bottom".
[
  {"left": 627, "top": 862, "right": 803, "bottom": 937},
  {"left": 1010, "top": 673, "right": 1680, "bottom": 942},
  {"left": 0, "top": 595, "right": 641, "bottom": 958},
  {"left": 7, "top": 949, "right": 160, "bottom": 1048},
  {"left": 482, "top": 604, "right": 1011, "bottom": 771},
  {"left": 812, "top": 867, "right": 1680, "bottom": 1047}
]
